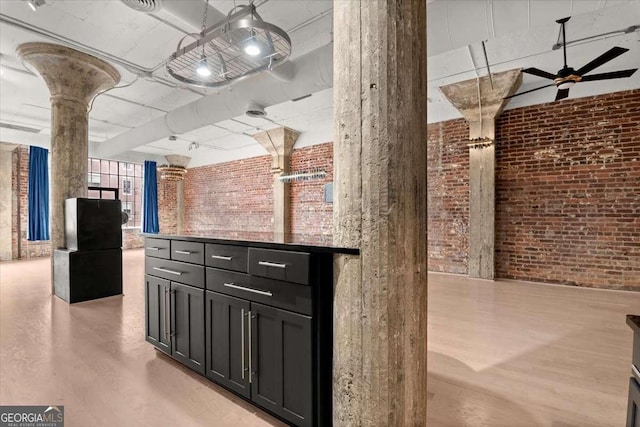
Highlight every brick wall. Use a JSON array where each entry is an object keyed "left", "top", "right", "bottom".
[
  {"left": 179, "top": 143, "right": 334, "bottom": 239},
  {"left": 290, "top": 143, "right": 334, "bottom": 240},
  {"left": 428, "top": 89, "right": 640, "bottom": 290},
  {"left": 426, "top": 119, "right": 469, "bottom": 274},
  {"left": 495, "top": 89, "right": 640, "bottom": 290}
]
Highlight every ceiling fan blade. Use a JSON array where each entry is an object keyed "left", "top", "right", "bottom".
[
  {"left": 522, "top": 67, "right": 557, "bottom": 80},
  {"left": 581, "top": 68, "right": 638, "bottom": 81},
  {"left": 555, "top": 88, "right": 570, "bottom": 101},
  {"left": 504, "top": 83, "right": 556, "bottom": 99},
  {"left": 575, "top": 46, "right": 628, "bottom": 76}
]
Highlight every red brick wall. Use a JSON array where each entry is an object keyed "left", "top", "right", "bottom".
[
  {"left": 179, "top": 143, "right": 334, "bottom": 239},
  {"left": 290, "top": 143, "right": 334, "bottom": 239},
  {"left": 428, "top": 89, "right": 640, "bottom": 290},
  {"left": 495, "top": 89, "right": 640, "bottom": 290},
  {"left": 183, "top": 155, "right": 274, "bottom": 236},
  {"left": 426, "top": 119, "right": 469, "bottom": 274}
]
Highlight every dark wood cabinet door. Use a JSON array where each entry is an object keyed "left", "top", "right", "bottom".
[
  {"left": 171, "top": 282, "right": 205, "bottom": 374},
  {"left": 628, "top": 377, "right": 640, "bottom": 427},
  {"left": 205, "top": 291, "right": 251, "bottom": 398},
  {"left": 144, "top": 275, "right": 170, "bottom": 354},
  {"left": 251, "top": 303, "right": 312, "bottom": 427}
]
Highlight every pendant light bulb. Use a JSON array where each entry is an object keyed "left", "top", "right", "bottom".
[
  {"left": 244, "top": 42, "right": 260, "bottom": 56},
  {"left": 196, "top": 56, "right": 211, "bottom": 77}
]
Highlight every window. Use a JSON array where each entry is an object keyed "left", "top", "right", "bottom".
[
  {"left": 87, "top": 158, "right": 143, "bottom": 228},
  {"left": 122, "top": 178, "right": 132, "bottom": 195},
  {"left": 88, "top": 173, "right": 101, "bottom": 186}
]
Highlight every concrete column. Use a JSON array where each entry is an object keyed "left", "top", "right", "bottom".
[
  {"left": 16, "top": 43, "right": 120, "bottom": 253},
  {"left": 440, "top": 69, "right": 522, "bottom": 279},
  {"left": 333, "top": 1, "right": 427, "bottom": 425},
  {"left": 0, "top": 144, "right": 17, "bottom": 261},
  {"left": 176, "top": 181, "right": 185, "bottom": 235},
  {"left": 253, "top": 127, "right": 299, "bottom": 243}
]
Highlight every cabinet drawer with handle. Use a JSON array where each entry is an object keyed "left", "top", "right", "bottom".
[
  {"left": 205, "top": 244, "right": 248, "bottom": 273},
  {"left": 145, "top": 238, "right": 171, "bottom": 259},
  {"left": 248, "top": 248, "right": 310, "bottom": 285},
  {"left": 206, "top": 267, "right": 311, "bottom": 316},
  {"left": 146, "top": 257, "right": 205, "bottom": 289},
  {"left": 171, "top": 240, "right": 205, "bottom": 264}
]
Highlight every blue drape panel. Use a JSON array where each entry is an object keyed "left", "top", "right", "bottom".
[
  {"left": 142, "top": 160, "right": 159, "bottom": 233},
  {"left": 27, "top": 146, "right": 50, "bottom": 241}
]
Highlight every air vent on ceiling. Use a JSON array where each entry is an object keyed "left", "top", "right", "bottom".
[
  {"left": 0, "top": 122, "right": 41, "bottom": 133},
  {"left": 120, "top": 0, "right": 162, "bottom": 13},
  {"left": 245, "top": 102, "right": 266, "bottom": 118}
]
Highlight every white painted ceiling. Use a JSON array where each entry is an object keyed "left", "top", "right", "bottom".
[{"left": 0, "top": 0, "right": 638, "bottom": 167}]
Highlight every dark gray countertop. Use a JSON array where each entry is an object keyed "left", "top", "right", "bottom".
[{"left": 143, "top": 232, "right": 359, "bottom": 255}]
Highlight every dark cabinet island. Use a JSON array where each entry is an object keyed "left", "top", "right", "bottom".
[{"left": 144, "top": 234, "right": 357, "bottom": 427}]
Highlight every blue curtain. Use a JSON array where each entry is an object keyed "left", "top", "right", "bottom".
[
  {"left": 142, "top": 160, "right": 159, "bottom": 233},
  {"left": 27, "top": 146, "right": 50, "bottom": 241}
]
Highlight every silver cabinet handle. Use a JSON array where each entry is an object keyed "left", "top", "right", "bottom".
[
  {"left": 174, "top": 250, "right": 192, "bottom": 255},
  {"left": 211, "top": 255, "right": 233, "bottom": 261},
  {"left": 164, "top": 287, "right": 171, "bottom": 343},
  {"left": 223, "top": 282, "right": 272, "bottom": 297},
  {"left": 258, "top": 261, "right": 287, "bottom": 269},
  {"left": 248, "top": 310, "right": 252, "bottom": 384},
  {"left": 241, "top": 309, "right": 245, "bottom": 380},
  {"left": 633, "top": 364, "right": 640, "bottom": 382},
  {"left": 153, "top": 267, "right": 182, "bottom": 276},
  {"left": 146, "top": 247, "right": 160, "bottom": 251}
]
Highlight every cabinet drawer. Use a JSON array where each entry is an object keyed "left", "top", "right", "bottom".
[
  {"left": 248, "top": 248, "right": 310, "bottom": 285},
  {"left": 206, "top": 267, "right": 311, "bottom": 316},
  {"left": 171, "top": 241, "right": 205, "bottom": 265},
  {"left": 145, "top": 238, "right": 170, "bottom": 259},
  {"left": 146, "top": 257, "right": 205, "bottom": 289},
  {"left": 205, "top": 244, "right": 248, "bottom": 273}
]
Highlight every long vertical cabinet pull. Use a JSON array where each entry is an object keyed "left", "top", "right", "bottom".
[
  {"left": 241, "top": 308, "right": 245, "bottom": 380},
  {"left": 164, "top": 287, "right": 170, "bottom": 342},
  {"left": 248, "top": 310, "right": 252, "bottom": 384},
  {"left": 169, "top": 290, "right": 176, "bottom": 338}
]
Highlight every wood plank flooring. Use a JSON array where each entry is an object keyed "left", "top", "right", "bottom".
[
  {"left": 427, "top": 272, "right": 639, "bottom": 426},
  {"left": 1, "top": 250, "right": 638, "bottom": 426}
]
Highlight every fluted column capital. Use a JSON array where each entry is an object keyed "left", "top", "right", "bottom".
[{"left": 16, "top": 42, "right": 120, "bottom": 108}]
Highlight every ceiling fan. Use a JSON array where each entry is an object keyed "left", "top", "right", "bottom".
[{"left": 506, "top": 17, "right": 638, "bottom": 102}]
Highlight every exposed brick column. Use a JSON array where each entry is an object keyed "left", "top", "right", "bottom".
[
  {"left": 440, "top": 69, "right": 521, "bottom": 279},
  {"left": 333, "top": 1, "right": 427, "bottom": 424},
  {"left": 16, "top": 43, "right": 120, "bottom": 260},
  {"left": 253, "top": 127, "right": 299, "bottom": 243}
]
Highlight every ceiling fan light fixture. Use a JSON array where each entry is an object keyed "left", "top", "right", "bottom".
[{"left": 557, "top": 80, "right": 576, "bottom": 90}]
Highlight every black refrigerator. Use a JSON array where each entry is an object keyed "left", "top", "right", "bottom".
[{"left": 54, "top": 198, "right": 123, "bottom": 303}]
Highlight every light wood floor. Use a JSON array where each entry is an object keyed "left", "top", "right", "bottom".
[
  {"left": 0, "top": 250, "right": 638, "bottom": 426},
  {"left": 427, "top": 272, "right": 639, "bottom": 427}
]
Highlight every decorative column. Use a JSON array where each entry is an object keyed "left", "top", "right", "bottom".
[
  {"left": 16, "top": 43, "right": 120, "bottom": 254},
  {"left": 333, "top": 1, "right": 427, "bottom": 425},
  {"left": 253, "top": 127, "right": 299, "bottom": 243},
  {"left": 161, "top": 154, "right": 191, "bottom": 234},
  {"left": 440, "top": 69, "right": 522, "bottom": 279}
]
